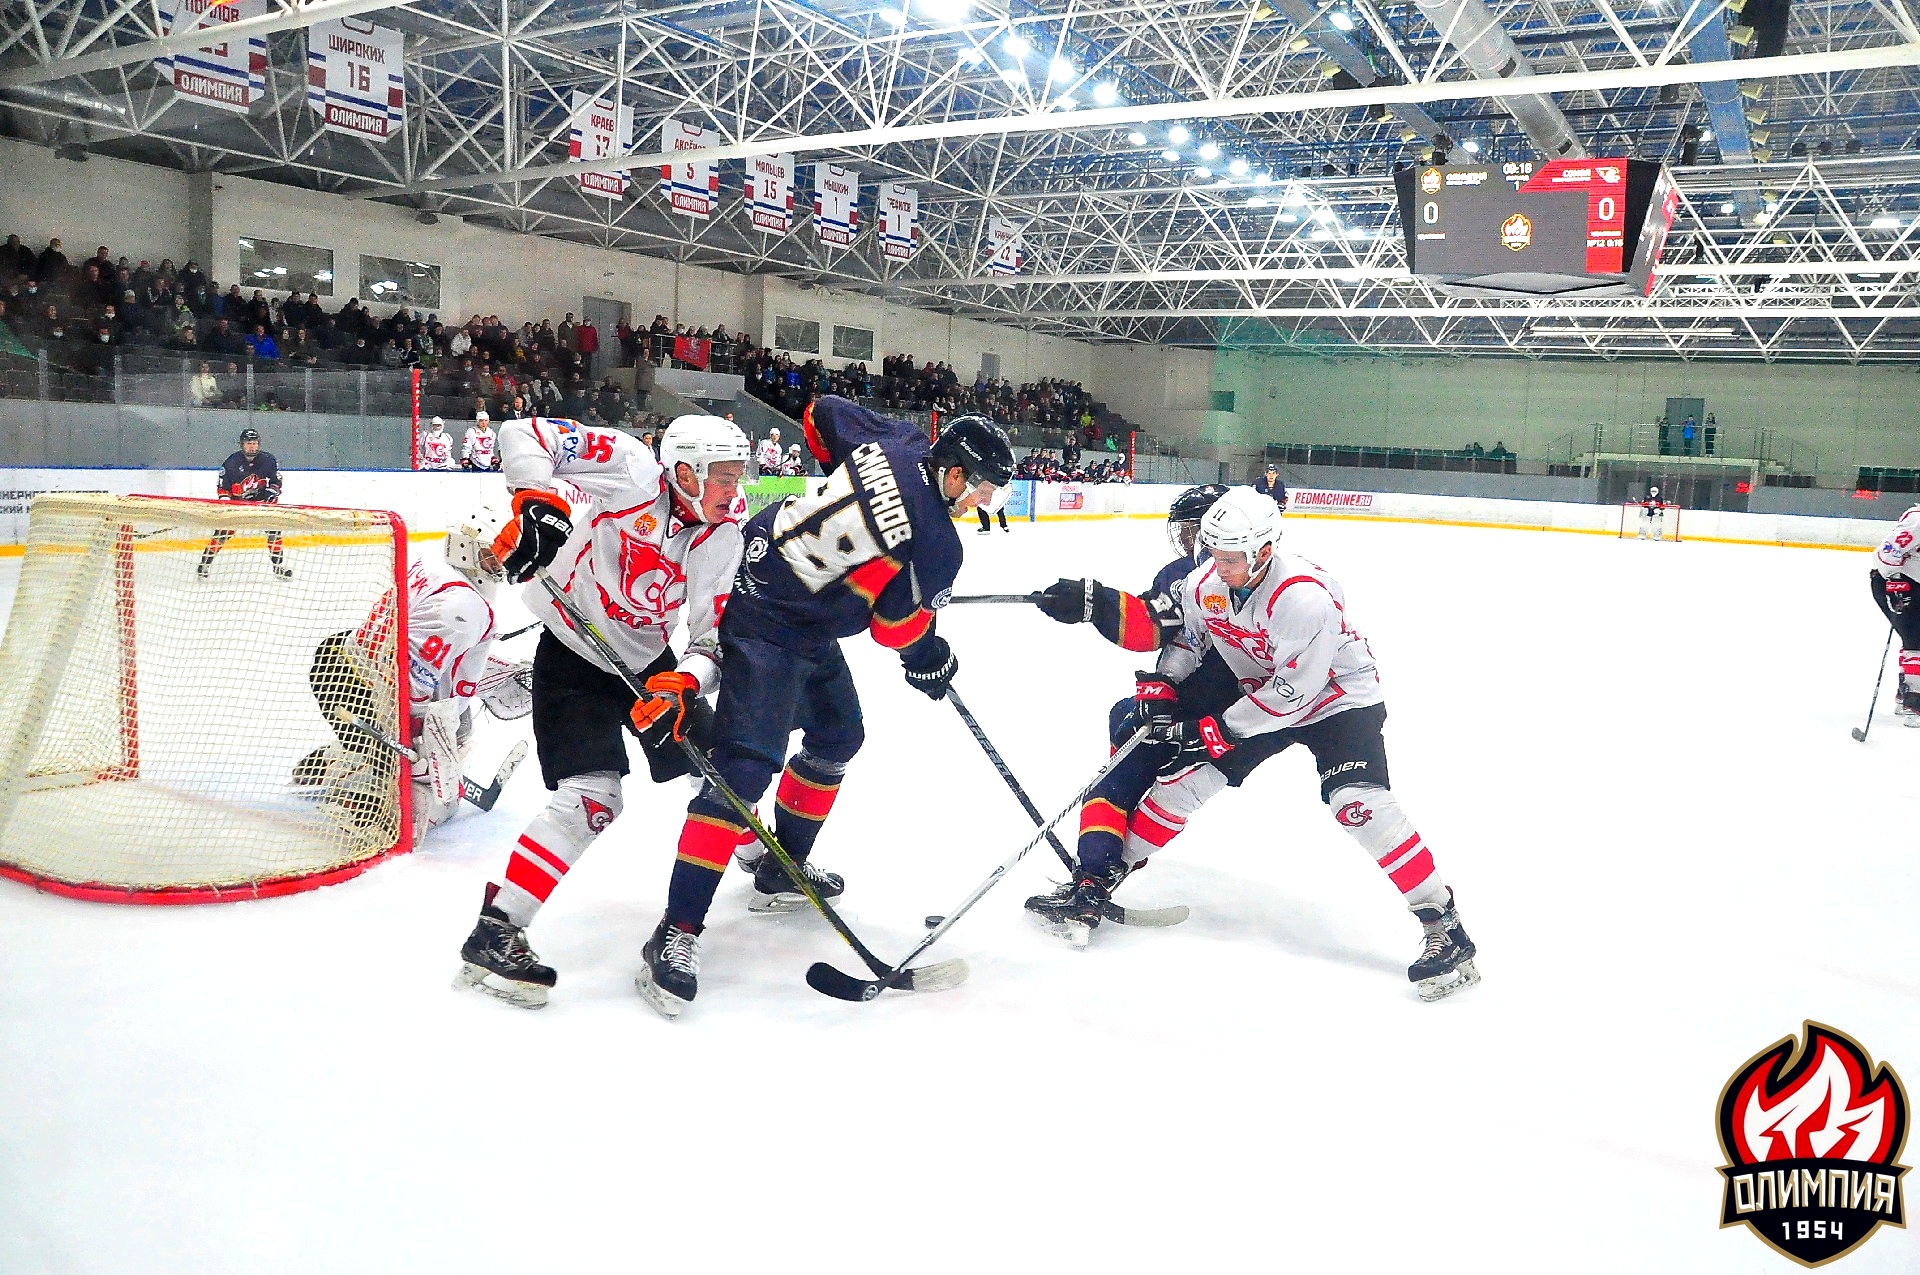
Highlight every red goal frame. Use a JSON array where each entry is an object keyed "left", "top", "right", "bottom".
[{"left": 1618, "top": 501, "right": 1682, "bottom": 541}]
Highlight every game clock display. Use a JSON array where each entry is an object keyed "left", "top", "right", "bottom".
[{"left": 1394, "top": 158, "right": 1679, "bottom": 298}]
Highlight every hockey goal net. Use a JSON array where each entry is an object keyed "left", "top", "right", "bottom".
[
  {"left": 1619, "top": 501, "right": 1682, "bottom": 541},
  {"left": 0, "top": 494, "right": 411, "bottom": 902}
]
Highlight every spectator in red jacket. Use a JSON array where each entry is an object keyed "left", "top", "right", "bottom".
[{"left": 575, "top": 317, "right": 599, "bottom": 379}]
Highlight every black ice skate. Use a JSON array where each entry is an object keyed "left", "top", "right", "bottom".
[
  {"left": 1408, "top": 888, "right": 1480, "bottom": 1002},
  {"left": 273, "top": 562, "right": 293, "bottom": 581},
  {"left": 454, "top": 884, "right": 557, "bottom": 1009},
  {"left": 1898, "top": 686, "right": 1920, "bottom": 727},
  {"left": 748, "top": 854, "right": 844, "bottom": 913},
  {"left": 1024, "top": 860, "right": 1129, "bottom": 948},
  {"left": 635, "top": 918, "right": 701, "bottom": 1018}
]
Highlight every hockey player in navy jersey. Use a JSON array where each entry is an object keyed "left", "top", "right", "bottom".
[{"left": 633, "top": 399, "right": 1011, "bottom": 1017}]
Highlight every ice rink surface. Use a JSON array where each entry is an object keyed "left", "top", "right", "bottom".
[{"left": 2, "top": 514, "right": 1916, "bottom": 1275}]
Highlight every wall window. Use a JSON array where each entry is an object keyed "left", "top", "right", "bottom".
[
  {"left": 831, "top": 324, "right": 875, "bottom": 362},
  {"left": 238, "top": 237, "right": 334, "bottom": 295},
  {"left": 358, "top": 254, "right": 442, "bottom": 308},
  {"left": 774, "top": 315, "right": 820, "bottom": 354}
]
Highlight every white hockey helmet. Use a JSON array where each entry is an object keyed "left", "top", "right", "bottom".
[
  {"left": 661, "top": 414, "right": 751, "bottom": 505},
  {"left": 429, "top": 415, "right": 446, "bottom": 430},
  {"left": 1648, "top": 484, "right": 1660, "bottom": 498},
  {"left": 446, "top": 507, "right": 507, "bottom": 597},
  {"left": 1198, "top": 487, "right": 1283, "bottom": 563},
  {"left": 769, "top": 426, "right": 781, "bottom": 438}
]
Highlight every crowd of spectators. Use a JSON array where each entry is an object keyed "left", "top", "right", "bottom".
[
  {"left": 0, "top": 230, "right": 1137, "bottom": 474},
  {"left": 1013, "top": 446, "right": 1130, "bottom": 484}
]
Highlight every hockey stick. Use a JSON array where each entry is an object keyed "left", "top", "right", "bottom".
[
  {"left": 495, "top": 621, "right": 543, "bottom": 642},
  {"left": 343, "top": 716, "right": 524, "bottom": 811},
  {"left": 1852, "top": 627, "right": 1897, "bottom": 742},
  {"left": 949, "top": 593, "right": 1041, "bottom": 605},
  {"left": 529, "top": 569, "right": 965, "bottom": 995},
  {"left": 944, "top": 687, "right": 1187, "bottom": 929},
  {"left": 806, "top": 727, "right": 1149, "bottom": 1003}
]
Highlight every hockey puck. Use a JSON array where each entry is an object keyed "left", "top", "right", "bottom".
[{"left": 924, "top": 915, "right": 945, "bottom": 928}]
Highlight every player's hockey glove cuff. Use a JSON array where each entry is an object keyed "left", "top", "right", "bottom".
[
  {"left": 1035, "top": 578, "right": 1096, "bottom": 625},
  {"left": 630, "top": 671, "right": 700, "bottom": 741},
  {"left": 1154, "top": 714, "right": 1236, "bottom": 770},
  {"left": 493, "top": 490, "right": 573, "bottom": 583},
  {"left": 902, "top": 635, "right": 958, "bottom": 701},
  {"left": 1132, "top": 673, "right": 1179, "bottom": 731},
  {"left": 1886, "top": 576, "right": 1913, "bottom": 614}
]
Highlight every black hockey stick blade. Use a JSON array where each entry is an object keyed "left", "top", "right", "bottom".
[
  {"left": 462, "top": 740, "right": 529, "bottom": 811},
  {"left": 495, "top": 620, "right": 543, "bottom": 642},
  {"left": 1851, "top": 727, "right": 1870, "bottom": 743},
  {"left": 805, "top": 956, "right": 971, "bottom": 1002}
]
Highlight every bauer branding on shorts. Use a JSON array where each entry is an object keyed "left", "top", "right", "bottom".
[{"left": 1717, "top": 1022, "right": 1908, "bottom": 1267}]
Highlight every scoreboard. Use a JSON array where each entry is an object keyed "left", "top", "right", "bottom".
[{"left": 1393, "top": 158, "right": 1679, "bottom": 298}]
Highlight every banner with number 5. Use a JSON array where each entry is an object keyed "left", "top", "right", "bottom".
[{"left": 306, "top": 17, "right": 404, "bottom": 141}]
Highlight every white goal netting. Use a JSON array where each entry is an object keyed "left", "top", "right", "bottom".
[{"left": 0, "top": 494, "right": 410, "bottom": 902}]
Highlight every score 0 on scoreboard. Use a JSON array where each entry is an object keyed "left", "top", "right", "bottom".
[{"left": 1393, "top": 158, "right": 1679, "bottom": 298}]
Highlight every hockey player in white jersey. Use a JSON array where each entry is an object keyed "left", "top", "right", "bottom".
[
  {"left": 294, "top": 513, "right": 505, "bottom": 845},
  {"left": 1027, "top": 487, "right": 1479, "bottom": 1001},
  {"left": 455, "top": 413, "right": 750, "bottom": 1008},
  {"left": 462, "top": 412, "right": 498, "bottom": 471},
  {"left": 418, "top": 416, "right": 458, "bottom": 471},
  {"left": 1870, "top": 503, "right": 1920, "bottom": 724},
  {"left": 756, "top": 427, "right": 782, "bottom": 473}
]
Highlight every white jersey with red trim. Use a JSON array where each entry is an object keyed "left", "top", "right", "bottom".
[
  {"left": 757, "top": 437, "right": 782, "bottom": 471},
  {"left": 499, "top": 416, "right": 742, "bottom": 692},
  {"left": 1873, "top": 505, "right": 1920, "bottom": 579},
  {"left": 1159, "top": 551, "right": 1382, "bottom": 737},
  {"left": 418, "top": 428, "right": 457, "bottom": 471},
  {"left": 463, "top": 424, "right": 497, "bottom": 470},
  {"left": 354, "top": 556, "right": 497, "bottom": 715}
]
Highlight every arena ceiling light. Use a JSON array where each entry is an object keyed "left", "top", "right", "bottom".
[
  {"left": 1168, "top": 124, "right": 1191, "bottom": 144},
  {"left": 1228, "top": 157, "right": 1250, "bottom": 175},
  {"left": 1329, "top": 10, "right": 1357, "bottom": 30},
  {"left": 1127, "top": 130, "right": 1148, "bottom": 145},
  {"left": 877, "top": 6, "right": 907, "bottom": 28},
  {"left": 1871, "top": 214, "right": 1901, "bottom": 228},
  {"left": 1462, "top": 139, "right": 1481, "bottom": 154},
  {"left": 998, "top": 64, "right": 1026, "bottom": 84},
  {"left": 1056, "top": 96, "right": 1078, "bottom": 110},
  {"left": 1198, "top": 141, "right": 1221, "bottom": 159},
  {"left": 1161, "top": 148, "right": 1181, "bottom": 161},
  {"left": 958, "top": 46, "right": 986, "bottom": 66},
  {"left": 1194, "top": 165, "right": 1214, "bottom": 178},
  {"left": 1050, "top": 56, "right": 1077, "bottom": 81},
  {"left": 1093, "top": 82, "right": 1120, "bottom": 106},
  {"left": 1003, "top": 33, "right": 1031, "bottom": 57},
  {"left": 916, "top": 0, "right": 969, "bottom": 20}
]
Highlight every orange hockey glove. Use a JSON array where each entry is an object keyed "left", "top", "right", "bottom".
[{"left": 629, "top": 671, "right": 700, "bottom": 741}]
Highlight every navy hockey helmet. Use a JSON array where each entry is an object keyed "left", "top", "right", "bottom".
[
  {"left": 1167, "top": 482, "right": 1229, "bottom": 560},
  {"left": 239, "top": 427, "right": 261, "bottom": 442},
  {"left": 927, "top": 414, "right": 1014, "bottom": 495}
]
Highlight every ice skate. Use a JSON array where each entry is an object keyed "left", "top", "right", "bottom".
[
  {"left": 454, "top": 884, "right": 557, "bottom": 1008},
  {"left": 273, "top": 562, "right": 293, "bottom": 581},
  {"left": 1899, "top": 686, "right": 1920, "bottom": 727},
  {"left": 1024, "top": 861, "right": 1128, "bottom": 948},
  {"left": 195, "top": 561, "right": 211, "bottom": 580},
  {"left": 748, "top": 853, "right": 844, "bottom": 913},
  {"left": 635, "top": 918, "right": 701, "bottom": 1018},
  {"left": 1408, "top": 888, "right": 1480, "bottom": 1001}
]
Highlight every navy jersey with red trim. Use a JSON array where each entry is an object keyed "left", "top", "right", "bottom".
[
  {"left": 1086, "top": 555, "right": 1194, "bottom": 653},
  {"left": 732, "top": 396, "right": 958, "bottom": 661},
  {"left": 218, "top": 450, "right": 282, "bottom": 502}
]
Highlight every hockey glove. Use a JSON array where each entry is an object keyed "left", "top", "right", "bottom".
[
  {"left": 629, "top": 671, "right": 700, "bottom": 741},
  {"left": 1133, "top": 673, "right": 1180, "bottom": 733},
  {"left": 902, "top": 636, "right": 958, "bottom": 701},
  {"left": 1887, "top": 576, "right": 1914, "bottom": 614},
  {"left": 1155, "top": 714, "right": 1236, "bottom": 772},
  {"left": 492, "top": 490, "right": 573, "bottom": 583},
  {"left": 1035, "top": 578, "right": 1096, "bottom": 625}
]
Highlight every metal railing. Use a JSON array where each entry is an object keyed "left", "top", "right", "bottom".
[{"left": 1586, "top": 422, "right": 1819, "bottom": 475}]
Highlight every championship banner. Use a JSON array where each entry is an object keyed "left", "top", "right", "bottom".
[
  {"left": 987, "top": 216, "right": 1023, "bottom": 276},
  {"left": 306, "top": 17, "right": 404, "bottom": 142},
  {"left": 569, "top": 92, "right": 633, "bottom": 199},
  {"left": 156, "top": 0, "right": 268, "bottom": 115},
  {"left": 813, "top": 164, "right": 859, "bottom": 249},
  {"left": 660, "top": 117, "right": 720, "bottom": 218},
  {"left": 744, "top": 153, "right": 795, "bottom": 235},
  {"left": 878, "top": 182, "right": 920, "bottom": 263}
]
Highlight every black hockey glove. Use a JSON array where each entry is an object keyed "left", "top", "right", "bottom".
[
  {"left": 1035, "top": 578, "right": 1095, "bottom": 625},
  {"left": 1133, "top": 672, "right": 1180, "bottom": 732},
  {"left": 902, "top": 636, "right": 958, "bottom": 701},
  {"left": 1886, "top": 576, "right": 1913, "bottom": 614},
  {"left": 493, "top": 490, "right": 574, "bottom": 583},
  {"left": 1154, "top": 714, "right": 1236, "bottom": 772}
]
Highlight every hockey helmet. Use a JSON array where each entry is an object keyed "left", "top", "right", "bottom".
[
  {"left": 446, "top": 507, "right": 508, "bottom": 596},
  {"left": 927, "top": 415, "right": 1014, "bottom": 501},
  {"left": 239, "top": 427, "right": 261, "bottom": 443},
  {"left": 661, "top": 414, "right": 751, "bottom": 507},
  {"left": 1648, "top": 485, "right": 1660, "bottom": 499},
  {"left": 1166, "top": 483, "right": 1229, "bottom": 561},
  {"left": 1198, "top": 486, "right": 1283, "bottom": 569},
  {"left": 429, "top": 415, "right": 447, "bottom": 430}
]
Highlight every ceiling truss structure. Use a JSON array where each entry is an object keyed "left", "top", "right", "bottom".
[{"left": 5, "top": 0, "right": 1920, "bottom": 360}]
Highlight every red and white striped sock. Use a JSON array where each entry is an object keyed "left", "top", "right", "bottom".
[
  {"left": 492, "top": 771, "right": 623, "bottom": 928},
  {"left": 1327, "top": 784, "right": 1449, "bottom": 913}
]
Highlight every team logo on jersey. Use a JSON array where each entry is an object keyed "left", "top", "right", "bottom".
[
  {"left": 580, "top": 795, "right": 615, "bottom": 833},
  {"left": 1202, "top": 594, "right": 1226, "bottom": 615},
  {"left": 1204, "top": 615, "right": 1273, "bottom": 665},
  {"left": 636, "top": 514, "right": 657, "bottom": 536},
  {"left": 1500, "top": 213, "right": 1533, "bottom": 251},
  {"left": 1335, "top": 799, "right": 1371, "bottom": 827},
  {"left": 616, "top": 529, "right": 686, "bottom": 619},
  {"left": 930, "top": 587, "right": 952, "bottom": 610},
  {"left": 1716, "top": 1022, "right": 1908, "bottom": 1267}
]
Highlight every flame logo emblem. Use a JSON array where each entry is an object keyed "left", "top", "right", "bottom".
[
  {"left": 1500, "top": 212, "right": 1532, "bottom": 251},
  {"left": 1717, "top": 1022, "right": 1909, "bottom": 1266}
]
